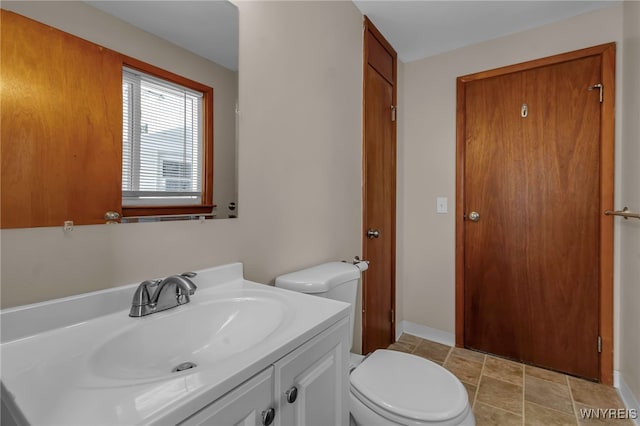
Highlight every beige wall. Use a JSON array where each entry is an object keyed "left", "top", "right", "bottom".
[
  {"left": 620, "top": 0, "right": 640, "bottom": 402},
  {"left": 0, "top": 0, "right": 364, "bottom": 322},
  {"left": 399, "top": 5, "right": 624, "bottom": 347},
  {"left": 234, "top": 0, "right": 363, "bottom": 281}
]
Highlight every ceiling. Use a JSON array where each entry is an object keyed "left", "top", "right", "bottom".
[
  {"left": 85, "top": 1, "right": 239, "bottom": 70},
  {"left": 84, "top": 1, "right": 619, "bottom": 69},
  {"left": 353, "top": 1, "right": 619, "bottom": 62}
]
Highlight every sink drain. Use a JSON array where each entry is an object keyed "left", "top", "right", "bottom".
[{"left": 172, "top": 362, "right": 197, "bottom": 373}]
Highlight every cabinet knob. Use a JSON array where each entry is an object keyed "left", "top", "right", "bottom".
[
  {"left": 285, "top": 386, "right": 298, "bottom": 403},
  {"left": 261, "top": 407, "right": 275, "bottom": 426}
]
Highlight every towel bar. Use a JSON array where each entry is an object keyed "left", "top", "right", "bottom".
[{"left": 604, "top": 207, "right": 640, "bottom": 220}]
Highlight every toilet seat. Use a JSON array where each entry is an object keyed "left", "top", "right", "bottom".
[{"left": 350, "top": 350, "right": 470, "bottom": 424}]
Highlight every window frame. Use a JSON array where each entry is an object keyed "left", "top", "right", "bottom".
[{"left": 121, "top": 56, "right": 214, "bottom": 218}]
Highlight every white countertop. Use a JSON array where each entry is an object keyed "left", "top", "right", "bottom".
[{"left": 0, "top": 263, "right": 349, "bottom": 425}]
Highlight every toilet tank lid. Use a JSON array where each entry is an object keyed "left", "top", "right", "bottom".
[{"left": 275, "top": 262, "right": 361, "bottom": 294}]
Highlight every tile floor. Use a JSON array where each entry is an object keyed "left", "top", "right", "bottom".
[{"left": 388, "top": 334, "right": 632, "bottom": 426}]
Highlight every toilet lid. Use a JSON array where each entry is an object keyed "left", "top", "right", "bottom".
[{"left": 350, "top": 350, "right": 468, "bottom": 423}]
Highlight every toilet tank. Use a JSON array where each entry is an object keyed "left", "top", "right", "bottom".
[{"left": 275, "top": 261, "right": 367, "bottom": 346}]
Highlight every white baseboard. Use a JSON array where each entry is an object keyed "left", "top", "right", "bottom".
[
  {"left": 396, "top": 320, "right": 455, "bottom": 347},
  {"left": 617, "top": 372, "right": 640, "bottom": 426}
]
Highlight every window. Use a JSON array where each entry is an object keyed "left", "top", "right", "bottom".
[{"left": 121, "top": 62, "right": 213, "bottom": 216}]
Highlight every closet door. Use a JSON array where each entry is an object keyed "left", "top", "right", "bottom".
[
  {"left": 362, "top": 17, "right": 397, "bottom": 353},
  {"left": 462, "top": 51, "right": 607, "bottom": 380}
]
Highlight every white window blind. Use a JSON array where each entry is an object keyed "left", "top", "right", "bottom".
[{"left": 122, "top": 67, "right": 203, "bottom": 206}]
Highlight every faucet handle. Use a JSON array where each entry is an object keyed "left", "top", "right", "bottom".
[
  {"left": 176, "top": 288, "right": 190, "bottom": 305},
  {"left": 180, "top": 272, "right": 197, "bottom": 278},
  {"left": 131, "top": 280, "right": 156, "bottom": 306},
  {"left": 129, "top": 280, "right": 159, "bottom": 317}
]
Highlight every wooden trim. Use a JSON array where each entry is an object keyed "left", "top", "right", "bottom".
[
  {"left": 362, "top": 18, "right": 369, "bottom": 351},
  {"left": 455, "top": 77, "right": 466, "bottom": 348},
  {"left": 455, "top": 43, "right": 616, "bottom": 382},
  {"left": 458, "top": 43, "right": 615, "bottom": 83},
  {"left": 123, "top": 204, "right": 214, "bottom": 218},
  {"left": 204, "top": 86, "right": 214, "bottom": 207},
  {"left": 122, "top": 55, "right": 214, "bottom": 209},
  {"left": 599, "top": 43, "right": 616, "bottom": 385},
  {"left": 390, "top": 41, "right": 397, "bottom": 345},
  {"left": 122, "top": 55, "right": 212, "bottom": 94},
  {"left": 362, "top": 16, "right": 398, "bottom": 349}
]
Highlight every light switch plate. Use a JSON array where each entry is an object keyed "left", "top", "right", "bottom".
[{"left": 436, "top": 197, "right": 448, "bottom": 214}]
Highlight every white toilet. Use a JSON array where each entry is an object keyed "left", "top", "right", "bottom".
[{"left": 275, "top": 262, "right": 475, "bottom": 426}]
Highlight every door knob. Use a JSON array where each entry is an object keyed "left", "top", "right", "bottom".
[
  {"left": 104, "top": 210, "right": 120, "bottom": 224},
  {"left": 367, "top": 229, "right": 380, "bottom": 239},
  {"left": 468, "top": 211, "right": 480, "bottom": 222}
]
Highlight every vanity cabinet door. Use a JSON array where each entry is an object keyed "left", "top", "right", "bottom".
[
  {"left": 179, "top": 367, "right": 275, "bottom": 426},
  {"left": 274, "top": 318, "right": 350, "bottom": 426}
]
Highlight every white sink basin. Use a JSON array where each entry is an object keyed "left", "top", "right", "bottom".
[{"left": 90, "top": 296, "right": 287, "bottom": 382}]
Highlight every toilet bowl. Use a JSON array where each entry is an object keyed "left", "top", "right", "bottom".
[{"left": 275, "top": 262, "right": 475, "bottom": 426}]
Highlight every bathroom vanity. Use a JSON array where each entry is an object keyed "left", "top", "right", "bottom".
[
  {"left": 0, "top": 263, "right": 350, "bottom": 425},
  {"left": 182, "top": 319, "right": 348, "bottom": 425}
]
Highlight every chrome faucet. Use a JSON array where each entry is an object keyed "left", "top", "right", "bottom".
[{"left": 129, "top": 272, "right": 197, "bottom": 317}]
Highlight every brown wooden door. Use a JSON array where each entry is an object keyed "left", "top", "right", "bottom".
[
  {"left": 362, "top": 18, "right": 397, "bottom": 354},
  {"left": 461, "top": 51, "right": 612, "bottom": 380},
  {"left": 1, "top": 10, "right": 122, "bottom": 228}
]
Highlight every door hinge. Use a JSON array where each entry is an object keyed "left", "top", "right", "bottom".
[
  {"left": 390, "top": 309, "right": 395, "bottom": 324},
  {"left": 597, "top": 336, "right": 602, "bottom": 353},
  {"left": 391, "top": 105, "right": 397, "bottom": 122},
  {"left": 588, "top": 83, "right": 603, "bottom": 103}
]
